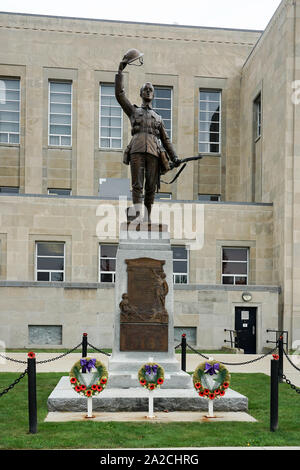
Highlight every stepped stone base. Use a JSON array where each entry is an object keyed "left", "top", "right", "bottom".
[
  {"left": 107, "top": 354, "right": 193, "bottom": 389},
  {"left": 47, "top": 377, "right": 248, "bottom": 412}
]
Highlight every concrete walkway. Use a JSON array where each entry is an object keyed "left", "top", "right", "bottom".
[
  {"left": 1, "top": 351, "right": 299, "bottom": 386},
  {"left": 45, "top": 410, "right": 257, "bottom": 423}
]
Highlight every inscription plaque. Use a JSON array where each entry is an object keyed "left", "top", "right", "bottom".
[{"left": 120, "top": 257, "right": 169, "bottom": 351}]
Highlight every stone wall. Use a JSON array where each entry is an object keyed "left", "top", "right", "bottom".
[
  {"left": 0, "top": 12, "right": 261, "bottom": 200},
  {"left": 0, "top": 194, "right": 277, "bottom": 350}
]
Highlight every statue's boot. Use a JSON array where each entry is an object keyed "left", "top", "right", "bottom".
[
  {"left": 143, "top": 204, "right": 152, "bottom": 223},
  {"left": 128, "top": 203, "right": 143, "bottom": 224}
]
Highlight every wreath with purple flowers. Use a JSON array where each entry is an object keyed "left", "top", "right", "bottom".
[
  {"left": 138, "top": 362, "right": 165, "bottom": 390},
  {"left": 69, "top": 357, "right": 108, "bottom": 397},
  {"left": 193, "top": 360, "right": 230, "bottom": 400}
]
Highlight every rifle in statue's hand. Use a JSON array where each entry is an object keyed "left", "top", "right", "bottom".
[{"left": 161, "top": 154, "right": 203, "bottom": 184}]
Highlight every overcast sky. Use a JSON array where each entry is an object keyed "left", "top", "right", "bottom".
[{"left": 0, "top": 0, "right": 283, "bottom": 31}]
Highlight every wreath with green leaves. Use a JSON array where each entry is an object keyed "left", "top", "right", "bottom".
[
  {"left": 69, "top": 357, "right": 108, "bottom": 397},
  {"left": 138, "top": 362, "right": 165, "bottom": 390},
  {"left": 193, "top": 360, "right": 230, "bottom": 400}
]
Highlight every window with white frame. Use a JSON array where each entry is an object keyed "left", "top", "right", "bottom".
[
  {"left": 48, "top": 188, "right": 72, "bottom": 196},
  {"left": 0, "top": 186, "right": 19, "bottom": 193},
  {"left": 222, "top": 247, "right": 249, "bottom": 285},
  {"left": 99, "top": 244, "right": 117, "bottom": 282},
  {"left": 99, "top": 84, "right": 122, "bottom": 149},
  {"left": 153, "top": 86, "right": 172, "bottom": 140},
  {"left": 0, "top": 78, "right": 20, "bottom": 144},
  {"left": 254, "top": 93, "right": 261, "bottom": 140},
  {"left": 155, "top": 192, "right": 172, "bottom": 200},
  {"left": 36, "top": 242, "right": 65, "bottom": 282},
  {"left": 48, "top": 81, "right": 72, "bottom": 146},
  {"left": 198, "top": 194, "right": 220, "bottom": 202},
  {"left": 172, "top": 246, "right": 188, "bottom": 284},
  {"left": 199, "top": 90, "right": 221, "bottom": 154}
]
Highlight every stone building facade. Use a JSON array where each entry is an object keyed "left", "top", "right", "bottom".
[{"left": 0, "top": 0, "right": 298, "bottom": 351}]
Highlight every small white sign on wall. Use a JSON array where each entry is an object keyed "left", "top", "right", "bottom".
[{"left": 241, "top": 311, "right": 249, "bottom": 320}]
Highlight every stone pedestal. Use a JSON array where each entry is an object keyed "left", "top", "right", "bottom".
[
  {"left": 47, "top": 377, "right": 248, "bottom": 412},
  {"left": 47, "top": 222, "right": 250, "bottom": 413},
  {"left": 107, "top": 222, "right": 193, "bottom": 389}
]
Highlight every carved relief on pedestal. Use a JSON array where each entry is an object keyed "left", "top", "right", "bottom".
[{"left": 119, "top": 257, "right": 169, "bottom": 352}]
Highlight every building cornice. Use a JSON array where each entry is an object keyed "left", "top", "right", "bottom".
[{"left": 0, "top": 10, "right": 261, "bottom": 47}]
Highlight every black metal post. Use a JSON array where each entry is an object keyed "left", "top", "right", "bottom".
[
  {"left": 181, "top": 333, "right": 186, "bottom": 372},
  {"left": 270, "top": 358, "right": 279, "bottom": 432},
  {"left": 278, "top": 335, "right": 284, "bottom": 383},
  {"left": 82, "top": 332, "right": 88, "bottom": 358},
  {"left": 27, "top": 352, "right": 37, "bottom": 434}
]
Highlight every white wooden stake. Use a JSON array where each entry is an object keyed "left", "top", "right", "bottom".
[
  {"left": 146, "top": 356, "right": 155, "bottom": 419},
  {"left": 148, "top": 390, "right": 154, "bottom": 418},
  {"left": 208, "top": 399, "right": 214, "bottom": 418},
  {"left": 87, "top": 396, "right": 93, "bottom": 418}
]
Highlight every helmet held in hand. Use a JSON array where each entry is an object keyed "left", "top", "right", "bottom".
[{"left": 122, "top": 48, "right": 144, "bottom": 66}]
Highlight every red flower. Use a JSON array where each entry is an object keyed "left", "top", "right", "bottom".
[
  {"left": 194, "top": 382, "right": 201, "bottom": 389},
  {"left": 157, "top": 378, "right": 164, "bottom": 385},
  {"left": 204, "top": 389, "right": 210, "bottom": 395},
  {"left": 91, "top": 384, "right": 98, "bottom": 391},
  {"left": 80, "top": 385, "right": 86, "bottom": 391},
  {"left": 273, "top": 354, "right": 279, "bottom": 361},
  {"left": 75, "top": 385, "right": 81, "bottom": 392},
  {"left": 140, "top": 379, "right": 146, "bottom": 386},
  {"left": 209, "top": 392, "right": 215, "bottom": 400},
  {"left": 215, "top": 389, "right": 220, "bottom": 395},
  {"left": 199, "top": 391, "right": 205, "bottom": 397},
  {"left": 219, "top": 390, "right": 225, "bottom": 396},
  {"left": 100, "top": 377, "right": 107, "bottom": 384},
  {"left": 85, "top": 390, "right": 92, "bottom": 397},
  {"left": 70, "top": 377, "right": 77, "bottom": 384},
  {"left": 96, "top": 385, "right": 103, "bottom": 392},
  {"left": 223, "top": 382, "right": 229, "bottom": 389},
  {"left": 28, "top": 351, "right": 35, "bottom": 358},
  {"left": 149, "top": 383, "right": 155, "bottom": 390}
]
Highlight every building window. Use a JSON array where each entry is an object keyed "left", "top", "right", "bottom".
[
  {"left": 99, "top": 244, "right": 117, "bottom": 282},
  {"left": 254, "top": 93, "right": 261, "bottom": 140},
  {"left": 28, "top": 325, "right": 62, "bottom": 345},
  {"left": 0, "top": 78, "right": 20, "bottom": 144},
  {"left": 155, "top": 192, "right": 172, "bottom": 200},
  {"left": 198, "top": 194, "right": 220, "bottom": 202},
  {"left": 222, "top": 247, "right": 248, "bottom": 285},
  {"left": 172, "top": 246, "right": 188, "bottom": 284},
  {"left": 0, "top": 186, "right": 19, "bottom": 193},
  {"left": 99, "top": 84, "right": 122, "bottom": 149},
  {"left": 36, "top": 242, "right": 65, "bottom": 282},
  {"left": 199, "top": 90, "right": 221, "bottom": 154},
  {"left": 48, "top": 81, "right": 72, "bottom": 146},
  {"left": 48, "top": 188, "right": 72, "bottom": 196},
  {"left": 153, "top": 86, "right": 172, "bottom": 140},
  {"left": 174, "top": 327, "right": 197, "bottom": 345}
]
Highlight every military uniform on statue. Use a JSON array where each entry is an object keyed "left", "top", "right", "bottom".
[
  {"left": 115, "top": 48, "right": 180, "bottom": 223},
  {"left": 103, "top": 49, "right": 195, "bottom": 397}
]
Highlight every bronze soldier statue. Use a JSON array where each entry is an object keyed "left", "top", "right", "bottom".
[{"left": 115, "top": 49, "right": 180, "bottom": 223}]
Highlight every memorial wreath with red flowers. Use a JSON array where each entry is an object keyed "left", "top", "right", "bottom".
[
  {"left": 138, "top": 362, "right": 165, "bottom": 390},
  {"left": 69, "top": 357, "right": 108, "bottom": 397},
  {"left": 193, "top": 360, "right": 230, "bottom": 400}
]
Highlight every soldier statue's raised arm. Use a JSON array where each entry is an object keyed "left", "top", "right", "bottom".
[{"left": 115, "top": 48, "right": 180, "bottom": 224}]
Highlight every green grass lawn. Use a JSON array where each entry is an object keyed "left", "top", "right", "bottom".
[{"left": 0, "top": 372, "right": 299, "bottom": 449}]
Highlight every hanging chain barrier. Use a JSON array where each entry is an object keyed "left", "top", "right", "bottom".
[
  {"left": 279, "top": 347, "right": 300, "bottom": 394},
  {"left": 282, "top": 347, "right": 300, "bottom": 373},
  {"left": 280, "top": 373, "right": 300, "bottom": 394},
  {"left": 184, "top": 341, "right": 279, "bottom": 366},
  {"left": 87, "top": 342, "right": 111, "bottom": 357},
  {"left": 0, "top": 342, "right": 82, "bottom": 365},
  {"left": 35, "top": 343, "right": 82, "bottom": 364},
  {"left": 0, "top": 368, "right": 28, "bottom": 398}
]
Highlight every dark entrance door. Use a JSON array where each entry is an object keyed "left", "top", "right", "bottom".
[{"left": 235, "top": 307, "right": 257, "bottom": 354}]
